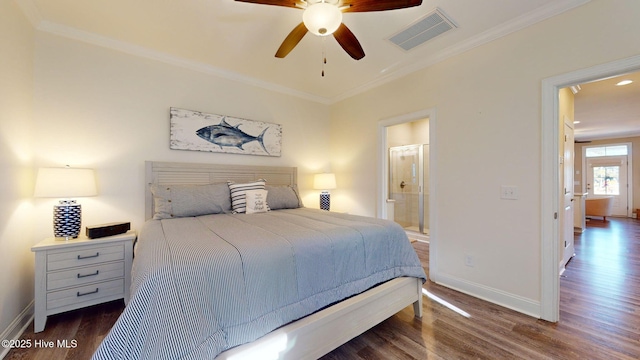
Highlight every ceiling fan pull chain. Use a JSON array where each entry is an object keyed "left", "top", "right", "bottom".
[{"left": 321, "top": 36, "right": 326, "bottom": 77}]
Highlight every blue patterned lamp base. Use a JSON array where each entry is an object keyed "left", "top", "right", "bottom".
[
  {"left": 53, "top": 200, "right": 81, "bottom": 239},
  {"left": 320, "top": 192, "right": 331, "bottom": 211}
]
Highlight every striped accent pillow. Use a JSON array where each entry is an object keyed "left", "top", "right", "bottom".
[{"left": 228, "top": 179, "right": 267, "bottom": 214}]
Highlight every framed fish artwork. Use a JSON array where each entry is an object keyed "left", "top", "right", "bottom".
[{"left": 169, "top": 107, "right": 282, "bottom": 157}]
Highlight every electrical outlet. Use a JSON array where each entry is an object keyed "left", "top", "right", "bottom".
[
  {"left": 465, "top": 255, "right": 474, "bottom": 267},
  {"left": 500, "top": 185, "right": 518, "bottom": 200}
]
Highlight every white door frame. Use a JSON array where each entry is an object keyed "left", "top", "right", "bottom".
[
  {"left": 378, "top": 108, "right": 437, "bottom": 280},
  {"left": 541, "top": 54, "right": 640, "bottom": 322}
]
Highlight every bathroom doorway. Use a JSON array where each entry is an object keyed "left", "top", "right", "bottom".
[{"left": 387, "top": 119, "right": 429, "bottom": 237}]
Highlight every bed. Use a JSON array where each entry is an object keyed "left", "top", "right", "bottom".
[{"left": 92, "top": 161, "right": 426, "bottom": 360}]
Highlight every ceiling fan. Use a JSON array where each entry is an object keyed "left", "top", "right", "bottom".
[{"left": 235, "top": 0, "right": 423, "bottom": 60}]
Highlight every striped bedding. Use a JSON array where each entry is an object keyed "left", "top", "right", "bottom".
[{"left": 92, "top": 208, "right": 426, "bottom": 360}]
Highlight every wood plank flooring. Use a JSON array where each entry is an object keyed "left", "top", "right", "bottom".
[
  {"left": 4, "top": 300, "right": 123, "bottom": 360},
  {"left": 6, "top": 217, "right": 640, "bottom": 359}
]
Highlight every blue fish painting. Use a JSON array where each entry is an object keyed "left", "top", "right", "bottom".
[
  {"left": 169, "top": 107, "right": 282, "bottom": 157},
  {"left": 196, "top": 117, "right": 270, "bottom": 155}
]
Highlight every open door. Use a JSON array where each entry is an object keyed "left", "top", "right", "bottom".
[{"left": 560, "top": 116, "right": 575, "bottom": 274}]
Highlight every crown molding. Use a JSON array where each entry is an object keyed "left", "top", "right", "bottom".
[
  {"left": 35, "top": 21, "right": 333, "bottom": 105},
  {"left": 329, "top": 0, "right": 591, "bottom": 103},
  {"left": 14, "top": 0, "right": 332, "bottom": 104},
  {"left": 16, "top": 0, "right": 590, "bottom": 106}
]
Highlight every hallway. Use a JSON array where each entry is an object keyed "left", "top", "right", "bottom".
[{"left": 559, "top": 217, "right": 640, "bottom": 355}]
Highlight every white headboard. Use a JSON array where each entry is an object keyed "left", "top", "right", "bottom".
[{"left": 145, "top": 161, "right": 298, "bottom": 220}]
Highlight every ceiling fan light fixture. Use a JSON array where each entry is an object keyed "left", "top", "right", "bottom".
[{"left": 303, "top": 2, "right": 342, "bottom": 36}]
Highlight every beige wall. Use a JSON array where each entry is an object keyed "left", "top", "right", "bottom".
[
  {"left": 2, "top": 8, "right": 332, "bottom": 336},
  {"left": 30, "top": 32, "right": 332, "bottom": 240},
  {"left": 387, "top": 118, "right": 429, "bottom": 148},
  {"left": 0, "top": 0, "right": 35, "bottom": 339},
  {"left": 575, "top": 136, "right": 640, "bottom": 213},
  {"left": 329, "top": 0, "right": 640, "bottom": 315}
]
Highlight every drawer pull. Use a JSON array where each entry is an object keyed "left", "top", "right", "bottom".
[
  {"left": 77, "top": 252, "right": 99, "bottom": 260},
  {"left": 77, "top": 270, "right": 99, "bottom": 278},
  {"left": 77, "top": 288, "right": 99, "bottom": 297}
]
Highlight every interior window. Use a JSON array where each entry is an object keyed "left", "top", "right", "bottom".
[{"left": 585, "top": 145, "right": 628, "bottom": 157}]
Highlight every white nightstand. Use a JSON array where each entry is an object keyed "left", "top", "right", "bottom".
[{"left": 31, "top": 230, "right": 135, "bottom": 333}]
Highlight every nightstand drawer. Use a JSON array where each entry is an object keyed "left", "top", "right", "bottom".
[
  {"left": 46, "top": 278, "right": 125, "bottom": 310},
  {"left": 47, "top": 244, "right": 124, "bottom": 271},
  {"left": 47, "top": 261, "right": 125, "bottom": 291}
]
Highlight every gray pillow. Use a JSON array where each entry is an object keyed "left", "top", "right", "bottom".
[
  {"left": 266, "top": 185, "right": 303, "bottom": 210},
  {"left": 151, "top": 183, "right": 231, "bottom": 219}
]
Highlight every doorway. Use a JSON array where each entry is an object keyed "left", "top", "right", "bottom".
[
  {"left": 378, "top": 108, "right": 436, "bottom": 251},
  {"left": 583, "top": 144, "right": 631, "bottom": 217},
  {"left": 541, "top": 54, "right": 640, "bottom": 322},
  {"left": 388, "top": 143, "right": 429, "bottom": 235}
]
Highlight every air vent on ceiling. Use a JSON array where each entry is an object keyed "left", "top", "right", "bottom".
[{"left": 388, "top": 8, "right": 457, "bottom": 51}]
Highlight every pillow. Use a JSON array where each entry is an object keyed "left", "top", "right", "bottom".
[
  {"left": 151, "top": 183, "right": 231, "bottom": 219},
  {"left": 265, "top": 185, "right": 303, "bottom": 210},
  {"left": 227, "top": 179, "right": 267, "bottom": 214},
  {"left": 245, "top": 189, "right": 269, "bottom": 214}
]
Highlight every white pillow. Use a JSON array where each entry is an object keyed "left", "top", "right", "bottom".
[
  {"left": 227, "top": 179, "right": 266, "bottom": 214},
  {"left": 245, "top": 189, "right": 269, "bottom": 214}
]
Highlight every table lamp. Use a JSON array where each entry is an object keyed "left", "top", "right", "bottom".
[
  {"left": 313, "top": 173, "right": 336, "bottom": 211},
  {"left": 34, "top": 166, "right": 97, "bottom": 240}
]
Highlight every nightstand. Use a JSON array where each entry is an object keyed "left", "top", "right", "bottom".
[{"left": 31, "top": 230, "right": 135, "bottom": 333}]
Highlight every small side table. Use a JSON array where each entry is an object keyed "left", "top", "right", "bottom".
[{"left": 31, "top": 230, "right": 135, "bottom": 333}]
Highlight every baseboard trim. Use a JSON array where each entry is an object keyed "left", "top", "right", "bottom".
[
  {"left": 0, "top": 301, "right": 34, "bottom": 360},
  {"left": 434, "top": 273, "right": 541, "bottom": 319}
]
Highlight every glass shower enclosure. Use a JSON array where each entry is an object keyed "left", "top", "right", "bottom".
[{"left": 389, "top": 144, "right": 429, "bottom": 235}]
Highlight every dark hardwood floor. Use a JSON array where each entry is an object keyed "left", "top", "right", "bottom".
[
  {"left": 6, "top": 218, "right": 640, "bottom": 359},
  {"left": 4, "top": 300, "right": 123, "bottom": 360}
]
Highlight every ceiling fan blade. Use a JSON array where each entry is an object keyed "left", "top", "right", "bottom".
[
  {"left": 234, "top": 0, "right": 302, "bottom": 9},
  {"left": 275, "top": 23, "right": 308, "bottom": 58},
  {"left": 342, "top": 0, "right": 422, "bottom": 13},
  {"left": 333, "top": 23, "right": 365, "bottom": 60}
]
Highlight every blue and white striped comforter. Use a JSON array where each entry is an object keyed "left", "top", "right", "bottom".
[{"left": 92, "top": 208, "right": 426, "bottom": 360}]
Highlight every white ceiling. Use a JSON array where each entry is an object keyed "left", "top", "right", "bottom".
[
  {"left": 18, "top": 0, "right": 589, "bottom": 101},
  {"left": 573, "top": 71, "right": 640, "bottom": 141},
  {"left": 16, "top": 0, "right": 638, "bottom": 140}
]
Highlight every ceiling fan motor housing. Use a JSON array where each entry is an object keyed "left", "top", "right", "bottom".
[{"left": 303, "top": 1, "right": 343, "bottom": 36}]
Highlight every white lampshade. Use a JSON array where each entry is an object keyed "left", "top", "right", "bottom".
[
  {"left": 313, "top": 173, "right": 337, "bottom": 190},
  {"left": 34, "top": 167, "right": 97, "bottom": 198},
  {"left": 303, "top": 2, "right": 343, "bottom": 36}
]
